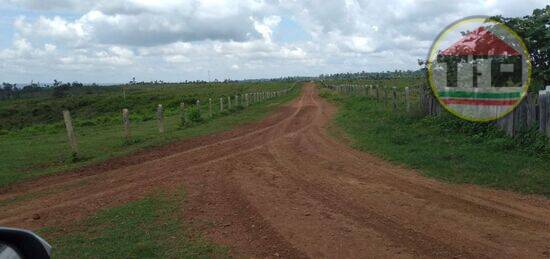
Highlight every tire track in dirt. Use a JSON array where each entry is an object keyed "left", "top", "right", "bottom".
[
  {"left": 0, "top": 91, "right": 309, "bottom": 224},
  {"left": 1, "top": 83, "right": 549, "bottom": 258}
]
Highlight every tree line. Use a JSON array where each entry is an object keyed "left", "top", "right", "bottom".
[
  {"left": 319, "top": 70, "right": 424, "bottom": 80},
  {"left": 0, "top": 80, "right": 88, "bottom": 100},
  {"left": 491, "top": 5, "right": 549, "bottom": 87}
]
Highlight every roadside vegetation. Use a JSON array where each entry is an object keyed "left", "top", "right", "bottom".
[
  {"left": 0, "top": 81, "right": 299, "bottom": 188},
  {"left": 320, "top": 88, "right": 550, "bottom": 197},
  {"left": 40, "top": 187, "right": 229, "bottom": 258}
]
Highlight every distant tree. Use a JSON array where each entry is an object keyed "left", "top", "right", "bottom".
[
  {"left": 491, "top": 5, "right": 550, "bottom": 85},
  {"left": 52, "top": 80, "right": 70, "bottom": 98},
  {"left": 1, "top": 82, "right": 16, "bottom": 99},
  {"left": 71, "top": 81, "right": 83, "bottom": 88},
  {"left": 21, "top": 83, "right": 42, "bottom": 94}
]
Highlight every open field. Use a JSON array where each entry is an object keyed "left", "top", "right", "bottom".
[
  {"left": 0, "top": 82, "right": 294, "bottom": 131},
  {"left": 0, "top": 81, "right": 298, "bottom": 188},
  {"left": 1, "top": 83, "right": 549, "bottom": 258}
]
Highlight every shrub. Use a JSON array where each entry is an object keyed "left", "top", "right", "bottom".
[
  {"left": 178, "top": 106, "right": 204, "bottom": 128},
  {"left": 186, "top": 107, "right": 202, "bottom": 123}
]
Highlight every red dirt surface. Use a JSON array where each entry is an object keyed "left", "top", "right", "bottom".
[{"left": 1, "top": 83, "right": 549, "bottom": 258}]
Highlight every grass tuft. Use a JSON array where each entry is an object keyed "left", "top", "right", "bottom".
[{"left": 40, "top": 188, "right": 229, "bottom": 258}]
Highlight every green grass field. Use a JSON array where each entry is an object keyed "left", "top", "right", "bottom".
[
  {"left": 320, "top": 88, "right": 550, "bottom": 197},
  {"left": 0, "top": 82, "right": 294, "bottom": 132},
  {"left": 0, "top": 82, "right": 299, "bottom": 188},
  {"left": 40, "top": 187, "right": 229, "bottom": 258}
]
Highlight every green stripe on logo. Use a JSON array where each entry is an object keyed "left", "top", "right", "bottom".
[{"left": 439, "top": 91, "right": 521, "bottom": 99}]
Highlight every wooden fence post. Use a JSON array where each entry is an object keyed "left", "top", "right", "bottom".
[
  {"left": 367, "top": 85, "right": 372, "bottom": 97},
  {"left": 157, "top": 104, "right": 164, "bottom": 134},
  {"left": 540, "top": 88, "right": 550, "bottom": 137},
  {"left": 375, "top": 85, "right": 380, "bottom": 101},
  {"left": 539, "top": 90, "right": 547, "bottom": 135},
  {"left": 547, "top": 87, "right": 550, "bottom": 138},
  {"left": 499, "top": 112, "right": 515, "bottom": 136},
  {"left": 62, "top": 110, "right": 78, "bottom": 155},
  {"left": 384, "top": 86, "right": 388, "bottom": 107},
  {"left": 209, "top": 98, "right": 213, "bottom": 117},
  {"left": 220, "top": 98, "right": 224, "bottom": 112},
  {"left": 526, "top": 93, "right": 537, "bottom": 129},
  {"left": 227, "top": 96, "right": 232, "bottom": 109},
  {"left": 392, "top": 86, "right": 397, "bottom": 110},
  {"left": 196, "top": 99, "right": 201, "bottom": 114},
  {"left": 405, "top": 87, "right": 410, "bottom": 113},
  {"left": 122, "top": 108, "right": 131, "bottom": 141},
  {"left": 245, "top": 93, "right": 249, "bottom": 107}
]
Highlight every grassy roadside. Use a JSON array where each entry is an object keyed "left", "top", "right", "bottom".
[
  {"left": 39, "top": 188, "right": 229, "bottom": 258},
  {"left": 320, "top": 88, "right": 550, "bottom": 197},
  {"left": 0, "top": 84, "right": 300, "bottom": 188}
]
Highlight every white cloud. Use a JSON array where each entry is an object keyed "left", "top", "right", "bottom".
[
  {"left": 44, "top": 43, "right": 56, "bottom": 52},
  {"left": 253, "top": 15, "right": 282, "bottom": 42},
  {"left": 0, "top": 0, "right": 547, "bottom": 83}
]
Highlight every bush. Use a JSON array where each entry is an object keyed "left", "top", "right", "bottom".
[
  {"left": 179, "top": 106, "right": 203, "bottom": 127},
  {"left": 186, "top": 107, "right": 202, "bottom": 123}
]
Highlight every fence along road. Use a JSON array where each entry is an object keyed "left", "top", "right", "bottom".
[
  {"left": 327, "top": 83, "right": 550, "bottom": 138},
  {"left": 0, "top": 83, "right": 549, "bottom": 258}
]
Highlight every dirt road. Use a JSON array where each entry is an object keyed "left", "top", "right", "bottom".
[{"left": 1, "top": 83, "right": 549, "bottom": 258}]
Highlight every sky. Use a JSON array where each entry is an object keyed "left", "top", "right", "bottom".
[{"left": 0, "top": 0, "right": 547, "bottom": 84}]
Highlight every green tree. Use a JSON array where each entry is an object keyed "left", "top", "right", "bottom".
[{"left": 491, "top": 5, "right": 550, "bottom": 86}]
